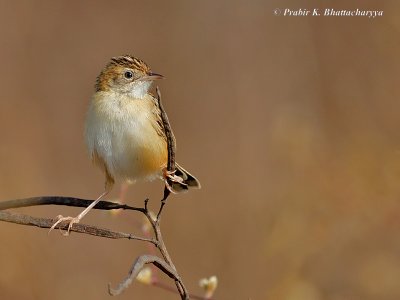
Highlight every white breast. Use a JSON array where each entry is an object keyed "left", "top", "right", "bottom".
[{"left": 85, "top": 91, "right": 166, "bottom": 182}]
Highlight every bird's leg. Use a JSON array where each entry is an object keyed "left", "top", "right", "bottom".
[
  {"left": 117, "top": 182, "right": 130, "bottom": 203},
  {"left": 49, "top": 189, "right": 109, "bottom": 236}
]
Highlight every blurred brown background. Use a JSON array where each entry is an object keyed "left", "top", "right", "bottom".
[{"left": 0, "top": 1, "right": 399, "bottom": 299}]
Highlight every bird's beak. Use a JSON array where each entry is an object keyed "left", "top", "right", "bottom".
[{"left": 142, "top": 72, "right": 164, "bottom": 81}]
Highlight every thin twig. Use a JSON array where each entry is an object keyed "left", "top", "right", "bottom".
[
  {"left": 141, "top": 201, "right": 188, "bottom": 299},
  {"left": 0, "top": 196, "right": 145, "bottom": 212},
  {"left": 152, "top": 281, "right": 214, "bottom": 300},
  {"left": 153, "top": 87, "right": 188, "bottom": 299},
  {"left": 156, "top": 86, "right": 176, "bottom": 201},
  {"left": 0, "top": 210, "right": 156, "bottom": 243},
  {"left": 156, "top": 86, "right": 176, "bottom": 173}
]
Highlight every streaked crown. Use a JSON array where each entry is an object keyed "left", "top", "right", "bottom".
[{"left": 95, "top": 55, "right": 152, "bottom": 92}]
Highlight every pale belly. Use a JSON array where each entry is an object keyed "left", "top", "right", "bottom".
[
  {"left": 85, "top": 96, "right": 168, "bottom": 182},
  {"left": 109, "top": 123, "right": 167, "bottom": 181}
]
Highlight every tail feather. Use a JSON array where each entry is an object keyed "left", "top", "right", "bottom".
[{"left": 170, "top": 163, "right": 201, "bottom": 193}]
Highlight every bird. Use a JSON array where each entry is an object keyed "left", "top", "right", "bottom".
[{"left": 50, "top": 55, "right": 200, "bottom": 235}]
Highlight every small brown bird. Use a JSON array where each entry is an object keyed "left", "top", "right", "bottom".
[{"left": 50, "top": 55, "right": 200, "bottom": 234}]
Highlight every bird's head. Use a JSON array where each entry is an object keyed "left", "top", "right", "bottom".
[{"left": 95, "top": 55, "right": 163, "bottom": 99}]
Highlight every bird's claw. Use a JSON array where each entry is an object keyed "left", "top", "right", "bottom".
[
  {"left": 49, "top": 215, "right": 80, "bottom": 236},
  {"left": 163, "top": 168, "right": 187, "bottom": 193}
]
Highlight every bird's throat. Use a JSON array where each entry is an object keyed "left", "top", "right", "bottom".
[{"left": 130, "top": 81, "right": 152, "bottom": 99}]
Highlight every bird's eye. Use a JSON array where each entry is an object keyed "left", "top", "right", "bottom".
[{"left": 124, "top": 71, "right": 133, "bottom": 79}]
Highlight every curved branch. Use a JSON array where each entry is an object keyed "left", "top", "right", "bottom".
[{"left": 108, "top": 254, "right": 180, "bottom": 296}]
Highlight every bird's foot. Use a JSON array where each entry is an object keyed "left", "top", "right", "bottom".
[
  {"left": 163, "top": 169, "right": 187, "bottom": 193},
  {"left": 49, "top": 215, "right": 80, "bottom": 236}
]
